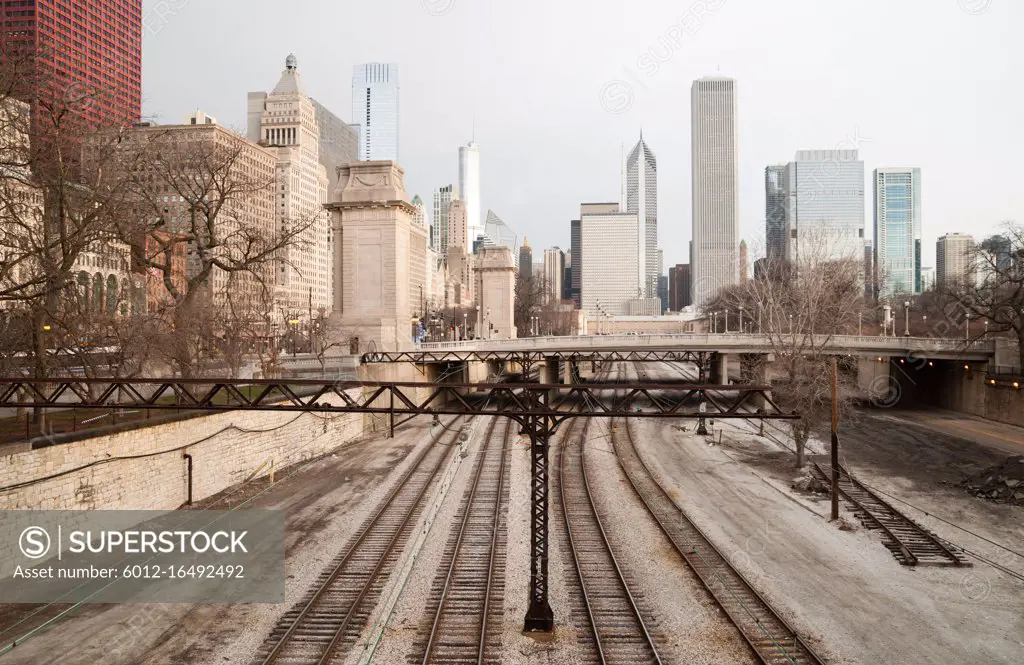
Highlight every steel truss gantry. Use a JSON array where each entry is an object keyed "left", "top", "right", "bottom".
[
  {"left": 0, "top": 377, "right": 793, "bottom": 632},
  {"left": 361, "top": 349, "right": 711, "bottom": 365}
]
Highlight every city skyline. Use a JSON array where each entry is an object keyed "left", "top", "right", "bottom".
[{"left": 138, "top": 0, "right": 1019, "bottom": 271}]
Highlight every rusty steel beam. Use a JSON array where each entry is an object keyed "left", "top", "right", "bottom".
[
  {"left": 0, "top": 378, "right": 793, "bottom": 423},
  {"left": 361, "top": 350, "right": 708, "bottom": 364}
]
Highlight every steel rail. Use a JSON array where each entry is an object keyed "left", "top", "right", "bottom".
[
  {"left": 614, "top": 362, "right": 826, "bottom": 665},
  {"left": 259, "top": 417, "right": 464, "bottom": 665},
  {"left": 559, "top": 388, "right": 662, "bottom": 664},
  {"left": 420, "top": 417, "right": 510, "bottom": 664},
  {"left": 812, "top": 462, "right": 967, "bottom": 566}
]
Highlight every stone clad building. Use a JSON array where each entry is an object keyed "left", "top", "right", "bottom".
[{"left": 247, "top": 55, "right": 333, "bottom": 319}]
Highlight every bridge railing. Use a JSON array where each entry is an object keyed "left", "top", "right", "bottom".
[{"left": 416, "top": 333, "right": 997, "bottom": 354}]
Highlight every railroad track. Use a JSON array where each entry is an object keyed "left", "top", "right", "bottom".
[
  {"left": 413, "top": 417, "right": 511, "bottom": 665},
  {"left": 254, "top": 418, "right": 466, "bottom": 665},
  {"left": 811, "top": 462, "right": 970, "bottom": 567},
  {"left": 559, "top": 406, "right": 663, "bottom": 664},
  {"left": 619, "top": 362, "right": 826, "bottom": 665}
]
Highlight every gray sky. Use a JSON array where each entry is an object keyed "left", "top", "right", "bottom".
[{"left": 141, "top": 0, "right": 1020, "bottom": 270}]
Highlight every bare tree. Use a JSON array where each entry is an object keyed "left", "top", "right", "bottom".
[
  {"left": 0, "top": 51, "right": 146, "bottom": 402},
  {"left": 110, "top": 125, "right": 315, "bottom": 376},
  {"left": 515, "top": 273, "right": 546, "bottom": 335},
  {"left": 709, "top": 234, "right": 864, "bottom": 467}
]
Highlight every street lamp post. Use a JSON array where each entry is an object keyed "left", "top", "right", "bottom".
[
  {"left": 486, "top": 307, "right": 491, "bottom": 340},
  {"left": 288, "top": 318, "right": 299, "bottom": 357},
  {"left": 858, "top": 312, "right": 862, "bottom": 336},
  {"left": 739, "top": 306, "right": 744, "bottom": 334},
  {"left": 724, "top": 310, "right": 729, "bottom": 334},
  {"left": 712, "top": 312, "right": 717, "bottom": 333},
  {"left": 965, "top": 310, "right": 970, "bottom": 341},
  {"left": 903, "top": 301, "right": 911, "bottom": 337},
  {"left": 463, "top": 312, "right": 468, "bottom": 340}
]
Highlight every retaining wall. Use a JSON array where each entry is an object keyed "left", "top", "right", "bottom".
[{"left": 0, "top": 390, "right": 364, "bottom": 511}]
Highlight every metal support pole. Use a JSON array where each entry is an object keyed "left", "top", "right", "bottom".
[
  {"left": 696, "top": 354, "right": 708, "bottom": 435},
  {"left": 830, "top": 358, "right": 840, "bottom": 521},
  {"left": 389, "top": 390, "right": 395, "bottom": 438},
  {"left": 524, "top": 405, "right": 554, "bottom": 631},
  {"left": 183, "top": 453, "right": 193, "bottom": 506}
]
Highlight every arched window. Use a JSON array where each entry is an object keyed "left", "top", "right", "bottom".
[
  {"left": 77, "top": 272, "right": 90, "bottom": 309},
  {"left": 105, "top": 275, "right": 118, "bottom": 314},
  {"left": 92, "top": 273, "right": 104, "bottom": 313}
]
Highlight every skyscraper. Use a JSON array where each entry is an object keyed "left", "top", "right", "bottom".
[
  {"left": 668, "top": 264, "right": 691, "bottom": 311},
  {"left": 0, "top": 0, "right": 142, "bottom": 127},
  {"left": 765, "top": 165, "right": 787, "bottom": 264},
  {"left": 936, "top": 233, "right": 975, "bottom": 287},
  {"left": 447, "top": 199, "right": 469, "bottom": 250},
  {"left": 543, "top": 247, "right": 565, "bottom": 304},
  {"left": 309, "top": 98, "right": 359, "bottom": 191},
  {"left": 563, "top": 252, "right": 573, "bottom": 302},
  {"left": 783, "top": 150, "right": 865, "bottom": 264},
  {"left": 518, "top": 238, "right": 533, "bottom": 280},
  {"left": 410, "top": 195, "right": 427, "bottom": 232},
  {"left": 248, "top": 55, "right": 333, "bottom": 316},
  {"left": 980, "top": 235, "right": 1013, "bottom": 272},
  {"left": 483, "top": 209, "right": 517, "bottom": 256},
  {"left": 691, "top": 77, "right": 739, "bottom": 306},
  {"left": 458, "top": 142, "right": 482, "bottom": 244},
  {"left": 625, "top": 133, "right": 658, "bottom": 297},
  {"left": 352, "top": 63, "right": 399, "bottom": 161},
  {"left": 570, "top": 219, "right": 582, "bottom": 306},
  {"left": 873, "top": 168, "right": 922, "bottom": 299},
  {"left": 580, "top": 211, "right": 641, "bottom": 315},
  {"left": 431, "top": 185, "right": 457, "bottom": 250},
  {"left": 739, "top": 240, "right": 749, "bottom": 284}
]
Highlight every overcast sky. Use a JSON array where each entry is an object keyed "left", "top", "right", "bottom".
[{"left": 141, "top": 0, "right": 1020, "bottom": 270}]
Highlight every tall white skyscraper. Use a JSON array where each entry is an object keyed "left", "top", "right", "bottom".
[
  {"left": 691, "top": 77, "right": 739, "bottom": 306},
  {"left": 873, "top": 168, "right": 922, "bottom": 299},
  {"left": 352, "top": 63, "right": 399, "bottom": 161},
  {"left": 247, "top": 54, "right": 332, "bottom": 316},
  {"left": 783, "top": 150, "right": 865, "bottom": 264},
  {"left": 625, "top": 133, "right": 658, "bottom": 298},
  {"left": 458, "top": 141, "right": 482, "bottom": 245}
]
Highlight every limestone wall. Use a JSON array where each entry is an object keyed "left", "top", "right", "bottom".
[{"left": 0, "top": 393, "right": 363, "bottom": 511}]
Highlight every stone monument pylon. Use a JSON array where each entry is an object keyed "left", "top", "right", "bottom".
[{"left": 326, "top": 161, "right": 427, "bottom": 351}]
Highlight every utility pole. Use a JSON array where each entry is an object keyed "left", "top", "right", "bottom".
[{"left": 830, "top": 357, "right": 840, "bottom": 521}]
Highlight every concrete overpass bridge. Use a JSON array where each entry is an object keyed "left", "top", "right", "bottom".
[
  {"left": 361, "top": 333, "right": 1019, "bottom": 409},
  {"left": 411, "top": 333, "right": 999, "bottom": 362}
]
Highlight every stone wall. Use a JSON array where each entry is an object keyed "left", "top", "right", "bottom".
[
  {"left": 933, "top": 366, "right": 1024, "bottom": 428},
  {"left": 0, "top": 392, "right": 363, "bottom": 511}
]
